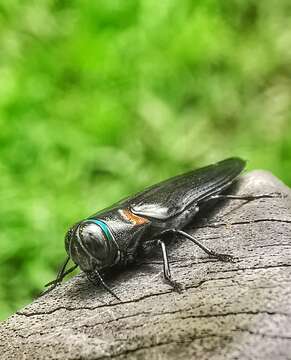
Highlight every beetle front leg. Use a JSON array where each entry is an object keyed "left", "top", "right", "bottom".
[
  {"left": 163, "top": 229, "right": 235, "bottom": 262},
  {"left": 87, "top": 270, "right": 121, "bottom": 301},
  {"left": 157, "top": 239, "right": 183, "bottom": 293}
]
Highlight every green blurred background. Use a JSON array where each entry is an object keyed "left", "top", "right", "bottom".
[{"left": 0, "top": 0, "right": 290, "bottom": 320}]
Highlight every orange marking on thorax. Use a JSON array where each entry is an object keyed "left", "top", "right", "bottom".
[{"left": 121, "top": 209, "right": 149, "bottom": 225}]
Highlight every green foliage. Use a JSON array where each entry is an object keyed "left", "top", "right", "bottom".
[{"left": 0, "top": 0, "right": 290, "bottom": 320}]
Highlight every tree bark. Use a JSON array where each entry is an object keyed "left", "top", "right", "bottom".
[{"left": 1, "top": 170, "right": 291, "bottom": 360}]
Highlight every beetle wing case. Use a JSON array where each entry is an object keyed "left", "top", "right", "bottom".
[{"left": 127, "top": 158, "right": 246, "bottom": 220}]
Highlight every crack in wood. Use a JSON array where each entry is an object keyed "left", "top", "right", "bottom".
[{"left": 16, "top": 263, "right": 291, "bottom": 319}]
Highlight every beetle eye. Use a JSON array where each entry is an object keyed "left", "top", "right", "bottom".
[{"left": 79, "top": 222, "right": 108, "bottom": 260}]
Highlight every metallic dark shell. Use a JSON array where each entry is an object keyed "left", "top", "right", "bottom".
[{"left": 126, "top": 157, "right": 246, "bottom": 220}]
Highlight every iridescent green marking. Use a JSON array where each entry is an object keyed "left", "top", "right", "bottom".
[{"left": 87, "top": 219, "right": 113, "bottom": 241}]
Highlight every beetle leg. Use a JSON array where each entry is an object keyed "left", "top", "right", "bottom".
[
  {"left": 158, "top": 239, "right": 183, "bottom": 293},
  {"left": 207, "top": 193, "right": 276, "bottom": 202},
  {"left": 87, "top": 270, "right": 121, "bottom": 301},
  {"left": 164, "top": 229, "right": 235, "bottom": 262}
]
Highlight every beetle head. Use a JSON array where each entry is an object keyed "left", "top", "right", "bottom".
[{"left": 65, "top": 220, "right": 120, "bottom": 272}]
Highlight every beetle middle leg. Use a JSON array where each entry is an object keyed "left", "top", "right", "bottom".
[
  {"left": 161, "top": 229, "right": 235, "bottom": 262},
  {"left": 157, "top": 239, "right": 183, "bottom": 293}
]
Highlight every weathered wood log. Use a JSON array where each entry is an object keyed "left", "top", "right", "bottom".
[{"left": 0, "top": 170, "right": 291, "bottom": 360}]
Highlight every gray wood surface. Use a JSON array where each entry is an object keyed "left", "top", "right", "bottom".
[{"left": 0, "top": 170, "right": 291, "bottom": 360}]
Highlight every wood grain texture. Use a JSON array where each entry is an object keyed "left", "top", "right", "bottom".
[{"left": 0, "top": 170, "right": 291, "bottom": 360}]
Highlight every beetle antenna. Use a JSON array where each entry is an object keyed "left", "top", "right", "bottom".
[
  {"left": 45, "top": 264, "right": 78, "bottom": 287},
  {"left": 46, "top": 255, "right": 70, "bottom": 285},
  {"left": 39, "top": 256, "right": 77, "bottom": 297}
]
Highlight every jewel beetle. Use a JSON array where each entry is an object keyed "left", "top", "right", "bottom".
[{"left": 44, "top": 157, "right": 272, "bottom": 299}]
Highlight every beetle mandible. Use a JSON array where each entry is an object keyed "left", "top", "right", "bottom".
[{"left": 43, "top": 157, "right": 273, "bottom": 299}]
